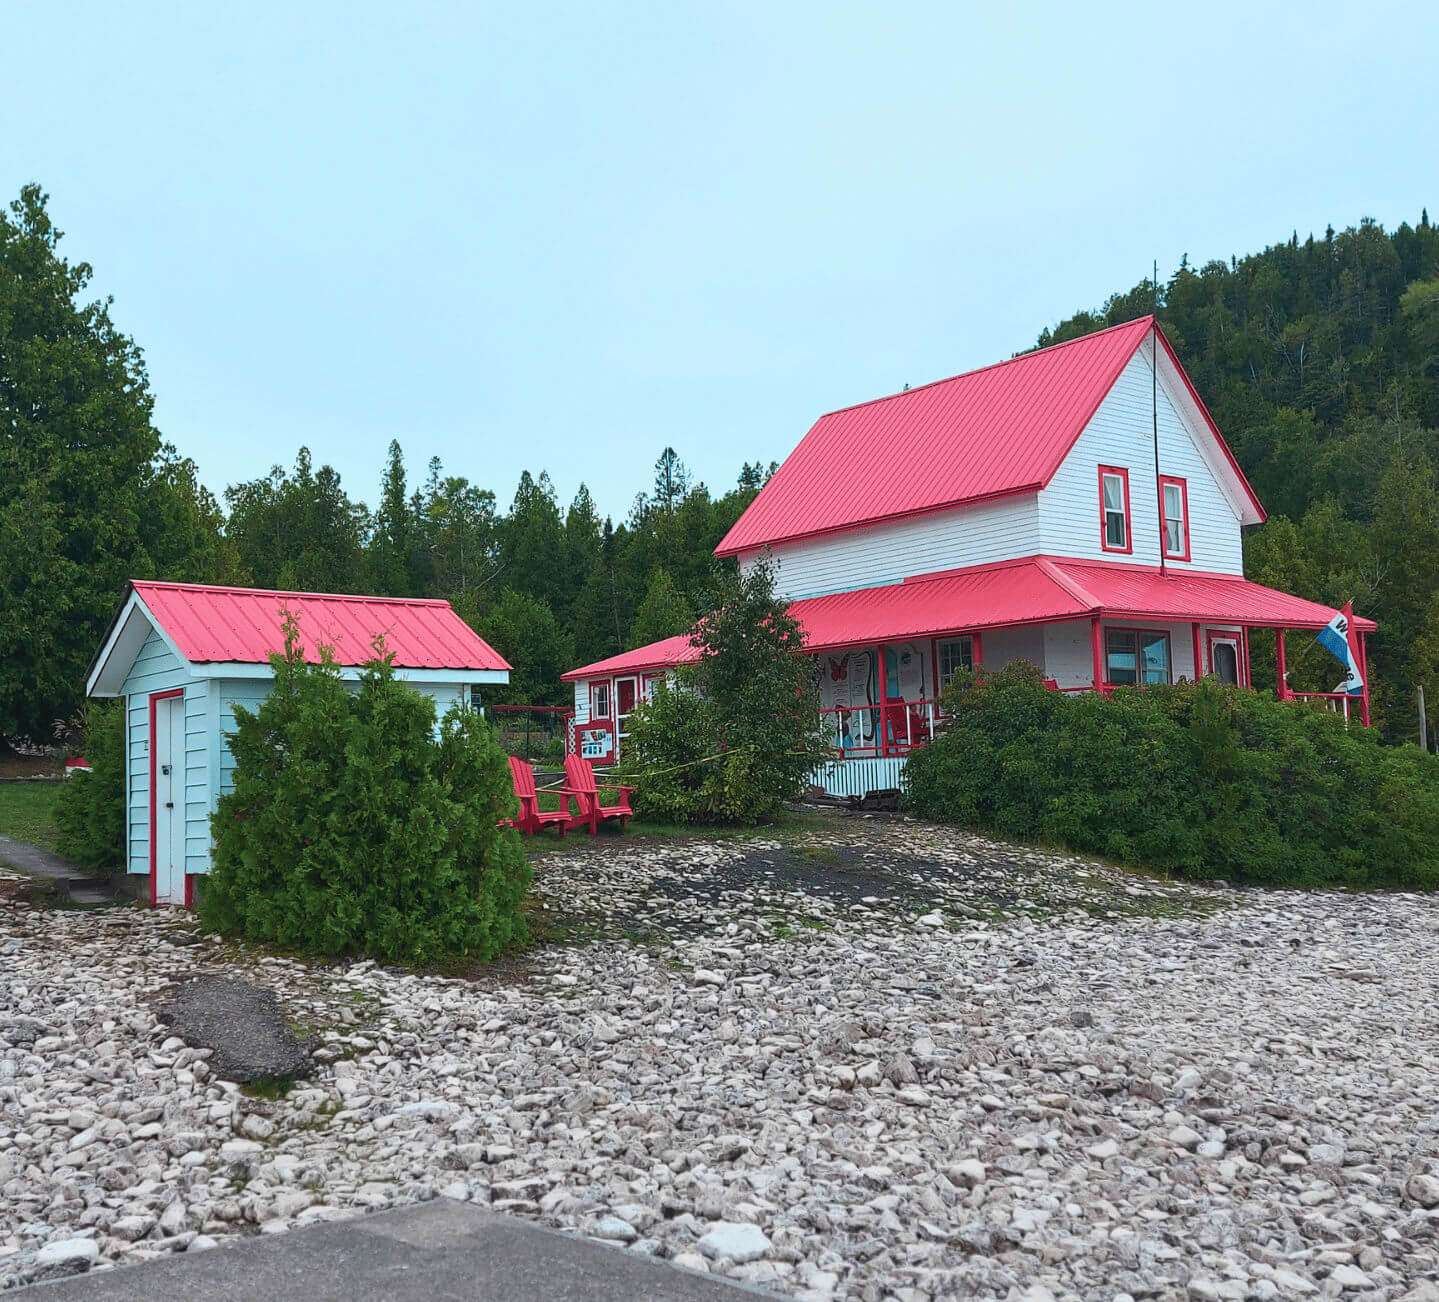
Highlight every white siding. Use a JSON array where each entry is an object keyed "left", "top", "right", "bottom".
[
  {"left": 741, "top": 493, "right": 1041, "bottom": 599},
  {"left": 1042, "top": 619, "right": 1241, "bottom": 689},
  {"left": 572, "top": 680, "right": 590, "bottom": 726},
  {"left": 1038, "top": 347, "right": 1245, "bottom": 573},
  {"left": 983, "top": 624, "right": 1046, "bottom": 672}
]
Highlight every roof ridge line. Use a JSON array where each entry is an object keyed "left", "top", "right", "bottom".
[
  {"left": 1036, "top": 557, "right": 1100, "bottom": 609},
  {"left": 132, "top": 579, "right": 450, "bottom": 607},
  {"left": 814, "top": 315, "right": 1155, "bottom": 421}
]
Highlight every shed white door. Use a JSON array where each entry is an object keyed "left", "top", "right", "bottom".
[{"left": 152, "top": 694, "right": 187, "bottom": 905}]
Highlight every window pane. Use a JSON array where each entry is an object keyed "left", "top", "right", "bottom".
[
  {"left": 1105, "top": 631, "right": 1137, "bottom": 685},
  {"left": 1141, "top": 634, "right": 1170, "bottom": 684},
  {"left": 1103, "top": 474, "right": 1124, "bottom": 510},
  {"left": 1106, "top": 510, "right": 1127, "bottom": 548},
  {"left": 1164, "top": 482, "right": 1181, "bottom": 517},
  {"left": 938, "top": 637, "right": 972, "bottom": 688},
  {"left": 1165, "top": 518, "right": 1183, "bottom": 553}
]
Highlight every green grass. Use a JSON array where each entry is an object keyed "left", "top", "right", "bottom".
[{"left": 0, "top": 782, "right": 63, "bottom": 852}]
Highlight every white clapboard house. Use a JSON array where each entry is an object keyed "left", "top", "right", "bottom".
[{"left": 563, "top": 316, "right": 1375, "bottom": 797}]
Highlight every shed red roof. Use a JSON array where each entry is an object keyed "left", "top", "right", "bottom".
[
  {"left": 716, "top": 317, "right": 1264, "bottom": 556},
  {"left": 131, "top": 581, "right": 511, "bottom": 671},
  {"left": 562, "top": 558, "right": 1372, "bottom": 681}
]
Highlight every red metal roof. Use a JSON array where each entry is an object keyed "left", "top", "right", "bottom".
[
  {"left": 561, "top": 558, "right": 1373, "bottom": 681},
  {"left": 790, "top": 560, "right": 1087, "bottom": 650},
  {"left": 132, "top": 581, "right": 511, "bottom": 671},
  {"left": 716, "top": 317, "right": 1265, "bottom": 556},
  {"left": 561, "top": 633, "right": 700, "bottom": 682},
  {"left": 1049, "top": 559, "right": 1377, "bottom": 632}
]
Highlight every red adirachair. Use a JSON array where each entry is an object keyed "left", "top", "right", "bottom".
[{"left": 561, "top": 755, "right": 633, "bottom": 836}]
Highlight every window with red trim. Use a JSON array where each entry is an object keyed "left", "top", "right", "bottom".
[
  {"left": 1160, "top": 475, "right": 1190, "bottom": 561},
  {"left": 589, "top": 681, "right": 610, "bottom": 719},
  {"left": 1098, "top": 466, "right": 1132, "bottom": 553}
]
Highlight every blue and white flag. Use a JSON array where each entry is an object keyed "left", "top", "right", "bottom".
[{"left": 1315, "top": 607, "right": 1364, "bottom": 695}]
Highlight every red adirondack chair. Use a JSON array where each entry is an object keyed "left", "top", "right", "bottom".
[
  {"left": 507, "top": 756, "right": 573, "bottom": 837},
  {"left": 562, "top": 754, "right": 633, "bottom": 835}
]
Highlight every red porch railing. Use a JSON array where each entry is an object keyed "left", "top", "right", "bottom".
[{"left": 820, "top": 699, "right": 942, "bottom": 758}]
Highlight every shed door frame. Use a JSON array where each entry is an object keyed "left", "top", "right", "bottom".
[{"left": 149, "top": 688, "right": 186, "bottom": 907}]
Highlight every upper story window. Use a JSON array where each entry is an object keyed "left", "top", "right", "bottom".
[
  {"left": 590, "top": 681, "right": 611, "bottom": 719},
  {"left": 1160, "top": 475, "right": 1190, "bottom": 561},
  {"left": 1098, "top": 466, "right": 1132, "bottom": 554}
]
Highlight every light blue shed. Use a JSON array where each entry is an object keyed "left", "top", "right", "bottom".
[{"left": 85, "top": 580, "right": 511, "bottom": 906}]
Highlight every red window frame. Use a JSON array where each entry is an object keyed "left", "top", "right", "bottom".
[
  {"left": 1159, "top": 474, "right": 1191, "bottom": 562},
  {"left": 589, "top": 680, "right": 611, "bottom": 719},
  {"left": 1098, "top": 465, "right": 1133, "bottom": 555},
  {"left": 1103, "top": 626, "right": 1172, "bottom": 686}
]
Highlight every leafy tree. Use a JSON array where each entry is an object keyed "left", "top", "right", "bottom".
[
  {"left": 629, "top": 567, "right": 693, "bottom": 647},
  {"left": 0, "top": 185, "right": 170, "bottom": 741},
  {"left": 475, "top": 589, "right": 575, "bottom": 705},
  {"left": 199, "top": 622, "right": 530, "bottom": 964},
  {"left": 625, "top": 554, "right": 827, "bottom": 823}
]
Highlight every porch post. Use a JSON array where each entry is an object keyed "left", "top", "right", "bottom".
[
  {"left": 1359, "top": 632, "right": 1372, "bottom": 727},
  {"left": 972, "top": 630, "right": 984, "bottom": 666},
  {"left": 1089, "top": 616, "right": 1104, "bottom": 694},
  {"left": 875, "top": 644, "right": 888, "bottom": 757},
  {"left": 1242, "top": 627, "right": 1252, "bottom": 687},
  {"left": 1190, "top": 623, "right": 1202, "bottom": 682},
  {"left": 1275, "top": 629, "right": 1290, "bottom": 700}
]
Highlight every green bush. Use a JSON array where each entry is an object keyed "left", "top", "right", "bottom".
[
  {"left": 54, "top": 701, "right": 126, "bottom": 871},
  {"left": 624, "top": 555, "right": 828, "bottom": 825},
  {"left": 905, "top": 663, "right": 1439, "bottom": 889},
  {"left": 199, "top": 629, "right": 530, "bottom": 964}
]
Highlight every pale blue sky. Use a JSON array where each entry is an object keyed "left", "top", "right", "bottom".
[{"left": 5, "top": 2, "right": 1435, "bottom": 520}]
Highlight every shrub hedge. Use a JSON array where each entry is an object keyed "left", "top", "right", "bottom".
[
  {"left": 904, "top": 662, "right": 1439, "bottom": 889},
  {"left": 54, "top": 701, "right": 126, "bottom": 871},
  {"left": 199, "top": 631, "right": 530, "bottom": 964}
]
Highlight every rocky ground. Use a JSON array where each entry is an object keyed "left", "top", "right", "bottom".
[{"left": 3, "top": 812, "right": 1439, "bottom": 1299}]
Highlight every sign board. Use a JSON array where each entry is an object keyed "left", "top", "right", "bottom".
[{"left": 578, "top": 722, "right": 614, "bottom": 762}]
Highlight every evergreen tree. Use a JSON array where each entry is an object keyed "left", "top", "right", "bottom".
[
  {"left": 629, "top": 567, "right": 693, "bottom": 647},
  {"left": 474, "top": 589, "right": 575, "bottom": 706},
  {"left": 367, "top": 439, "right": 414, "bottom": 596}
]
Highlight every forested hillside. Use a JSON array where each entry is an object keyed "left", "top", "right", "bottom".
[
  {"left": 1040, "top": 214, "right": 1439, "bottom": 735},
  {"left": 3, "top": 182, "right": 1436, "bottom": 744}
]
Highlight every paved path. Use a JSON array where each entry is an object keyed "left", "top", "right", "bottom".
[
  {"left": 16, "top": 1201, "right": 774, "bottom": 1300},
  {"left": 0, "top": 834, "right": 77, "bottom": 883}
]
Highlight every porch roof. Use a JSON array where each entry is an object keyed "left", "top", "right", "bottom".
[
  {"left": 792, "top": 557, "right": 1375, "bottom": 650},
  {"left": 561, "top": 632, "right": 701, "bottom": 682},
  {"left": 560, "top": 557, "right": 1374, "bottom": 682}
]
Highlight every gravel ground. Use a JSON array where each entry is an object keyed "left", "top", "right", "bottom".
[{"left": 3, "top": 813, "right": 1439, "bottom": 1299}]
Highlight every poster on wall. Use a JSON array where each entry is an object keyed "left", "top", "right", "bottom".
[
  {"left": 885, "top": 641, "right": 929, "bottom": 702},
  {"left": 816, "top": 650, "right": 877, "bottom": 751},
  {"left": 578, "top": 722, "right": 615, "bottom": 762}
]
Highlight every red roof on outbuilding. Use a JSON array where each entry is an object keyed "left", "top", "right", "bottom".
[
  {"left": 561, "top": 633, "right": 700, "bottom": 682},
  {"left": 131, "top": 581, "right": 511, "bottom": 671},
  {"left": 716, "top": 317, "right": 1264, "bottom": 556}
]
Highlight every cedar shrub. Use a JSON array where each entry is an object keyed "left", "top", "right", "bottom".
[{"left": 199, "top": 623, "right": 529, "bottom": 963}]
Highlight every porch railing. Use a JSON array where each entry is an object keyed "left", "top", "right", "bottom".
[{"left": 820, "top": 700, "right": 942, "bottom": 758}]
